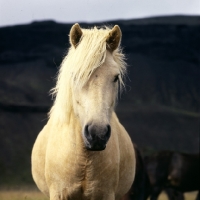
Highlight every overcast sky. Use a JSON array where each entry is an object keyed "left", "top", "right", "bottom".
[{"left": 0, "top": 0, "right": 200, "bottom": 27}]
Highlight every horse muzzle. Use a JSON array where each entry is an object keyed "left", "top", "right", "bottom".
[{"left": 83, "top": 123, "right": 111, "bottom": 151}]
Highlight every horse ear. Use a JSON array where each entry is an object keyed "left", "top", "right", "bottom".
[
  {"left": 69, "top": 23, "right": 83, "bottom": 48},
  {"left": 106, "top": 25, "right": 122, "bottom": 51}
]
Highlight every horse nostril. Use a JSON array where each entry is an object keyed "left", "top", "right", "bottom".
[
  {"left": 105, "top": 125, "right": 111, "bottom": 141},
  {"left": 84, "top": 124, "right": 92, "bottom": 140}
]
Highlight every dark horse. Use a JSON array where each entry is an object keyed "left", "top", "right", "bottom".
[
  {"left": 144, "top": 150, "right": 199, "bottom": 200},
  {"left": 123, "top": 145, "right": 151, "bottom": 200}
]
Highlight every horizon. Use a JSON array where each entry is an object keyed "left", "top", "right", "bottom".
[{"left": 1, "top": 14, "right": 200, "bottom": 28}]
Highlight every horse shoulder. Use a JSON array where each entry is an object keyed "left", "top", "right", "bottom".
[
  {"left": 111, "top": 113, "right": 136, "bottom": 198},
  {"left": 32, "top": 123, "right": 51, "bottom": 196}
]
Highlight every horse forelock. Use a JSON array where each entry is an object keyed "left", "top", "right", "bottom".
[{"left": 49, "top": 26, "right": 126, "bottom": 124}]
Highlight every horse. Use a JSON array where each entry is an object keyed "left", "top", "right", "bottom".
[
  {"left": 144, "top": 150, "right": 199, "bottom": 200},
  {"left": 31, "top": 23, "right": 136, "bottom": 200},
  {"left": 167, "top": 152, "right": 199, "bottom": 200}
]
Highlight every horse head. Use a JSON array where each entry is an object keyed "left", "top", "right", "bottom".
[{"left": 69, "top": 24, "right": 123, "bottom": 151}]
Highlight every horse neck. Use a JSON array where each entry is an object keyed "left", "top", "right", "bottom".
[
  {"left": 68, "top": 111, "right": 85, "bottom": 148},
  {"left": 50, "top": 108, "right": 84, "bottom": 148}
]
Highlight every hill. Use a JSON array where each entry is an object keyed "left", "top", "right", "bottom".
[{"left": 0, "top": 15, "right": 199, "bottom": 184}]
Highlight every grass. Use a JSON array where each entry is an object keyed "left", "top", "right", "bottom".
[
  {"left": 0, "top": 190, "right": 48, "bottom": 200},
  {"left": 0, "top": 187, "right": 198, "bottom": 200},
  {"left": 0, "top": 186, "right": 48, "bottom": 200}
]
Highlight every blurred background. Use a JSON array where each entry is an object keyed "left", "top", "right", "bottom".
[{"left": 0, "top": 0, "right": 199, "bottom": 187}]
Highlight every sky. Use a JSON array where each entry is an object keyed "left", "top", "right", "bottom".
[{"left": 0, "top": 0, "right": 200, "bottom": 27}]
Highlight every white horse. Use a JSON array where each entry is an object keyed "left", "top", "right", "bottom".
[{"left": 32, "top": 23, "right": 136, "bottom": 200}]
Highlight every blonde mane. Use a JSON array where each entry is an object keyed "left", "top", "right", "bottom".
[{"left": 49, "top": 26, "right": 127, "bottom": 124}]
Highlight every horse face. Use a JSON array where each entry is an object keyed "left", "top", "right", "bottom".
[{"left": 73, "top": 51, "right": 120, "bottom": 151}]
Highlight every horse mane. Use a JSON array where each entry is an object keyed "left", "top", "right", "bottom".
[{"left": 49, "top": 26, "right": 127, "bottom": 124}]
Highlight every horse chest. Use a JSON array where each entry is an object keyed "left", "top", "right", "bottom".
[
  {"left": 58, "top": 156, "right": 118, "bottom": 199},
  {"left": 64, "top": 152, "right": 117, "bottom": 183}
]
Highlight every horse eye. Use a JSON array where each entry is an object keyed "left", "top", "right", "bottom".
[{"left": 113, "top": 75, "right": 119, "bottom": 82}]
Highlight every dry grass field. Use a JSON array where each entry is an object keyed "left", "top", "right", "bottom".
[
  {"left": 0, "top": 186, "right": 48, "bottom": 200},
  {"left": 0, "top": 186, "right": 198, "bottom": 200}
]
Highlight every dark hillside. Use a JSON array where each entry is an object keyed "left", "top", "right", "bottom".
[{"left": 0, "top": 15, "right": 199, "bottom": 184}]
